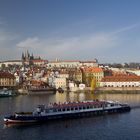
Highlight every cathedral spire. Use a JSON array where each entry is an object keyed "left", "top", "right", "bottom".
[
  {"left": 22, "top": 52, "right": 24, "bottom": 60},
  {"left": 27, "top": 50, "right": 30, "bottom": 59}
]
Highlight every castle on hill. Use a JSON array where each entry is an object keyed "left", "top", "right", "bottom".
[{"left": 22, "top": 50, "right": 47, "bottom": 65}]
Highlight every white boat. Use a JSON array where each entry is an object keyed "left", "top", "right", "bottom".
[
  {"left": 0, "top": 88, "right": 13, "bottom": 97},
  {"left": 4, "top": 100, "right": 131, "bottom": 124}
]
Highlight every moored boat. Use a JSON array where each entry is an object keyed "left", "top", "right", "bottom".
[
  {"left": 57, "top": 87, "right": 64, "bottom": 93},
  {"left": 4, "top": 100, "right": 131, "bottom": 124},
  {"left": 0, "top": 88, "right": 16, "bottom": 98}
]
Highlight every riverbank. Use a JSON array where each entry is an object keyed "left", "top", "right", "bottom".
[
  {"left": 96, "top": 87, "right": 140, "bottom": 94},
  {"left": 17, "top": 87, "right": 140, "bottom": 94}
]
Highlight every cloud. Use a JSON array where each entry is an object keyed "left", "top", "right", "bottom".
[
  {"left": 111, "top": 23, "right": 139, "bottom": 35},
  {"left": 17, "top": 23, "right": 138, "bottom": 58},
  {"left": 16, "top": 33, "right": 117, "bottom": 60},
  {"left": 2, "top": 22, "right": 139, "bottom": 62},
  {"left": 16, "top": 37, "right": 40, "bottom": 48}
]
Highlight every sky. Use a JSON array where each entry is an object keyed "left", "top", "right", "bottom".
[{"left": 1, "top": 0, "right": 140, "bottom": 63}]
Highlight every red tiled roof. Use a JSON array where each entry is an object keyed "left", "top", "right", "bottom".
[
  {"left": 101, "top": 76, "right": 140, "bottom": 82},
  {"left": 84, "top": 67, "right": 103, "bottom": 73},
  {"left": 0, "top": 72, "right": 15, "bottom": 79}
]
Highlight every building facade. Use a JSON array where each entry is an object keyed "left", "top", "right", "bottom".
[
  {"left": 83, "top": 67, "right": 104, "bottom": 87},
  {"left": 47, "top": 59, "right": 98, "bottom": 68},
  {"left": 100, "top": 76, "right": 140, "bottom": 87},
  {"left": 53, "top": 77, "right": 67, "bottom": 89},
  {"left": 80, "top": 59, "right": 98, "bottom": 67},
  {"left": 0, "top": 60, "right": 22, "bottom": 67},
  {"left": 22, "top": 50, "right": 47, "bottom": 66},
  {"left": 47, "top": 60, "right": 80, "bottom": 68},
  {"left": 0, "top": 72, "right": 16, "bottom": 88}
]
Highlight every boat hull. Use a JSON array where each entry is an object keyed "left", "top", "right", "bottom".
[{"left": 4, "top": 106, "right": 131, "bottom": 124}]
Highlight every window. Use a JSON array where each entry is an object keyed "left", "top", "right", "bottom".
[
  {"left": 87, "top": 106, "right": 89, "bottom": 109},
  {"left": 53, "top": 109, "right": 57, "bottom": 112},
  {"left": 67, "top": 108, "right": 70, "bottom": 111}
]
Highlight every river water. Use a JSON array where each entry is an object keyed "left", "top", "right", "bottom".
[{"left": 0, "top": 92, "right": 140, "bottom": 140}]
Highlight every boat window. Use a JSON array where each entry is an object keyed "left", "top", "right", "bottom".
[
  {"left": 83, "top": 107, "right": 86, "bottom": 109},
  {"left": 58, "top": 109, "right": 61, "bottom": 112},
  {"left": 53, "top": 109, "right": 57, "bottom": 112},
  {"left": 49, "top": 109, "right": 53, "bottom": 113},
  {"left": 79, "top": 107, "right": 82, "bottom": 110},
  {"left": 75, "top": 108, "right": 78, "bottom": 110},
  {"left": 62, "top": 108, "right": 65, "bottom": 111},
  {"left": 87, "top": 106, "right": 89, "bottom": 109},
  {"left": 67, "top": 108, "right": 70, "bottom": 111},
  {"left": 71, "top": 108, "right": 74, "bottom": 111}
]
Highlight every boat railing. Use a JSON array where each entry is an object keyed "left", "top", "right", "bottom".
[{"left": 15, "top": 112, "right": 32, "bottom": 116}]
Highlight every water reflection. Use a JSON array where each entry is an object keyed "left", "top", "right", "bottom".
[
  {"left": 97, "top": 93, "right": 140, "bottom": 106},
  {"left": 1, "top": 92, "right": 140, "bottom": 140},
  {"left": 79, "top": 93, "right": 85, "bottom": 101},
  {"left": 1, "top": 91, "right": 140, "bottom": 114}
]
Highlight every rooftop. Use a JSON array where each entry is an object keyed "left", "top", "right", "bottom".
[
  {"left": 0, "top": 72, "right": 15, "bottom": 79},
  {"left": 101, "top": 76, "right": 140, "bottom": 82}
]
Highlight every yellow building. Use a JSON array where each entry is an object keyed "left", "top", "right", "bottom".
[
  {"left": 75, "top": 69, "right": 83, "bottom": 83},
  {"left": 0, "top": 72, "right": 16, "bottom": 88},
  {"left": 83, "top": 67, "right": 104, "bottom": 87}
]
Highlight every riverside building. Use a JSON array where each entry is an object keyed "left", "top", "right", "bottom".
[
  {"left": 82, "top": 67, "right": 104, "bottom": 87},
  {"left": 100, "top": 76, "right": 140, "bottom": 87},
  {"left": 0, "top": 72, "right": 16, "bottom": 88}
]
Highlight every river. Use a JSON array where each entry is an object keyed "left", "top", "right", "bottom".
[{"left": 0, "top": 92, "right": 140, "bottom": 140}]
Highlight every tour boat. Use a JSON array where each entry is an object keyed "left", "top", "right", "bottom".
[{"left": 4, "top": 100, "right": 131, "bottom": 124}]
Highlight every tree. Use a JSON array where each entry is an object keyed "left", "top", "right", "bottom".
[
  {"left": 1, "top": 64, "right": 6, "bottom": 69},
  {"left": 91, "top": 77, "right": 96, "bottom": 91}
]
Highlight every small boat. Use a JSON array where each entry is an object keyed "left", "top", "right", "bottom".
[
  {"left": 4, "top": 100, "right": 131, "bottom": 124},
  {"left": 57, "top": 87, "right": 64, "bottom": 93},
  {"left": 0, "top": 88, "right": 15, "bottom": 98}
]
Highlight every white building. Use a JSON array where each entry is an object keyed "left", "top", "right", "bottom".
[
  {"left": 47, "top": 60, "right": 80, "bottom": 68},
  {"left": 32, "top": 60, "right": 48, "bottom": 66},
  {"left": 0, "top": 60, "right": 22, "bottom": 67},
  {"left": 59, "top": 72, "right": 69, "bottom": 79},
  {"left": 100, "top": 76, "right": 140, "bottom": 87},
  {"left": 47, "top": 59, "right": 98, "bottom": 68},
  {"left": 80, "top": 60, "right": 98, "bottom": 67},
  {"left": 14, "top": 72, "right": 20, "bottom": 83},
  {"left": 54, "top": 77, "right": 67, "bottom": 89},
  {"left": 126, "top": 69, "right": 140, "bottom": 76}
]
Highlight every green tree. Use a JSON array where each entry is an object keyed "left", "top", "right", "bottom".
[{"left": 91, "top": 77, "right": 96, "bottom": 91}]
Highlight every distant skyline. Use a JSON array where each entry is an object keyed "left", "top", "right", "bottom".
[{"left": 1, "top": 0, "right": 140, "bottom": 63}]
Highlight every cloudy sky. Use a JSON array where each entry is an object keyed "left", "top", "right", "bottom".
[{"left": 0, "top": 0, "right": 140, "bottom": 63}]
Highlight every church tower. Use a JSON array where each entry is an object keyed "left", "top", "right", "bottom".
[{"left": 21, "top": 52, "right": 25, "bottom": 61}]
